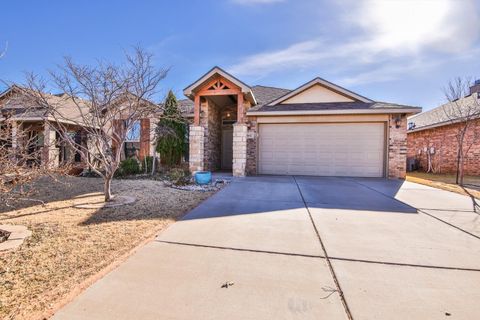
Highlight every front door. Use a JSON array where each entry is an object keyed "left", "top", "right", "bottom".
[{"left": 221, "top": 127, "right": 233, "bottom": 170}]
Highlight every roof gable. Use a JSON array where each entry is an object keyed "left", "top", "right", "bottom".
[
  {"left": 183, "top": 66, "right": 256, "bottom": 104},
  {"left": 268, "top": 77, "right": 372, "bottom": 106}
]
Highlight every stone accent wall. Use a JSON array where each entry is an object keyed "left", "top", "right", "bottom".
[
  {"left": 200, "top": 100, "right": 221, "bottom": 171},
  {"left": 246, "top": 116, "right": 258, "bottom": 175},
  {"left": 188, "top": 125, "right": 205, "bottom": 173},
  {"left": 232, "top": 124, "right": 247, "bottom": 177},
  {"left": 407, "top": 119, "right": 480, "bottom": 175},
  {"left": 388, "top": 115, "right": 407, "bottom": 179}
]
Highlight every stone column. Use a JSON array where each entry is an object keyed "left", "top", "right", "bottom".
[
  {"left": 42, "top": 121, "right": 59, "bottom": 168},
  {"left": 189, "top": 125, "right": 205, "bottom": 173},
  {"left": 388, "top": 115, "right": 407, "bottom": 179},
  {"left": 232, "top": 123, "right": 247, "bottom": 177},
  {"left": 10, "top": 120, "right": 18, "bottom": 150}
]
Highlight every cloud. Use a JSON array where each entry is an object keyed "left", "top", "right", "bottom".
[
  {"left": 231, "top": 0, "right": 284, "bottom": 5},
  {"left": 229, "top": 0, "right": 480, "bottom": 84}
]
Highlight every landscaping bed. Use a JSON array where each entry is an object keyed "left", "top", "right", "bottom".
[
  {"left": 0, "top": 176, "right": 214, "bottom": 320},
  {"left": 406, "top": 172, "right": 480, "bottom": 199}
]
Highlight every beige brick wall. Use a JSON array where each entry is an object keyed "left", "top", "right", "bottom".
[{"left": 388, "top": 114, "right": 407, "bottom": 179}]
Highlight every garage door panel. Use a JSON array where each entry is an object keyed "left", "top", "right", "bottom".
[{"left": 258, "top": 123, "right": 385, "bottom": 177}]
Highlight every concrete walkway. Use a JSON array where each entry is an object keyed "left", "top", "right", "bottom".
[{"left": 53, "top": 176, "right": 480, "bottom": 320}]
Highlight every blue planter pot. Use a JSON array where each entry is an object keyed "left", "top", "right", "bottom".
[{"left": 195, "top": 171, "right": 212, "bottom": 185}]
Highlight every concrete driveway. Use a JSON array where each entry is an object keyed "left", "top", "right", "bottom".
[{"left": 53, "top": 176, "right": 480, "bottom": 320}]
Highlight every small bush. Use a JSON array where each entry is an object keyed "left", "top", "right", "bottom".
[
  {"left": 118, "top": 158, "right": 141, "bottom": 176},
  {"left": 167, "top": 167, "right": 191, "bottom": 186}
]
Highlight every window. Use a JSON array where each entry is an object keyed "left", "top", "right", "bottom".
[{"left": 125, "top": 121, "right": 140, "bottom": 142}]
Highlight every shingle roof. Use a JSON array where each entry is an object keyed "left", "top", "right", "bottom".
[
  {"left": 178, "top": 85, "right": 290, "bottom": 116},
  {"left": 408, "top": 94, "right": 480, "bottom": 131},
  {"left": 250, "top": 101, "right": 421, "bottom": 113}
]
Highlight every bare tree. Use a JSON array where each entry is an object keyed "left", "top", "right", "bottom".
[
  {"left": 443, "top": 77, "right": 480, "bottom": 185},
  {"left": 24, "top": 47, "right": 168, "bottom": 201},
  {"left": 0, "top": 93, "right": 65, "bottom": 206}
]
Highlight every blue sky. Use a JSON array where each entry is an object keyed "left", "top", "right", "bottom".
[{"left": 1, "top": 0, "right": 479, "bottom": 110}]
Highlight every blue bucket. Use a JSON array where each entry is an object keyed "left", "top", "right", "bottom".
[{"left": 195, "top": 171, "right": 212, "bottom": 185}]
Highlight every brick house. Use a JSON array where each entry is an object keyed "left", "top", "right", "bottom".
[
  {"left": 407, "top": 83, "right": 480, "bottom": 175},
  {"left": 0, "top": 86, "right": 158, "bottom": 169},
  {"left": 180, "top": 67, "right": 421, "bottom": 178}
]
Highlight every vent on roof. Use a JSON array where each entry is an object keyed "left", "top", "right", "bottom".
[{"left": 408, "top": 122, "right": 416, "bottom": 130}]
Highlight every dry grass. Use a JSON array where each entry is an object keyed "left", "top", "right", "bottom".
[
  {"left": 406, "top": 172, "right": 480, "bottom": 199},
  {"left": 0, "top": 176, "right": 213, "bottom": 320}
]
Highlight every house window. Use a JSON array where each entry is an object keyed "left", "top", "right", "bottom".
[
  {"left": 123, "top": 120, "right": 141, "bottom": 159},
  {"left": 125, "top": 121, "right": 141, "bottom": 142}
]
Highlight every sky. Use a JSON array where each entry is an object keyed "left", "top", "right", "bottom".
[{"left": 1, "top": 0, "right": 479, "bottom": 111}]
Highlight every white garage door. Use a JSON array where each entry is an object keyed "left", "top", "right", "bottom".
[{"left": 258, "top": 123, "right": 385, "bottom": 177}]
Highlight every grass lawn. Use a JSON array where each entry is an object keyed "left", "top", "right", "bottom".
[
  {"left": 0, "top": 176, "right": 213, "bottom": 320},
  {"left": 406, "top": 171, "right": 480, "bottom": 199}
]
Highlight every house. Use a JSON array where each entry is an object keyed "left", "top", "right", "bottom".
[
  {"left": 180, "top": 67, "right": 421, "bottom": 178},
  {"left": 0, "top": 86, "right": 158, "bottom": 170},
  {"left": 407, "top": 82, "right": 480, "bottom": 175},
  {"left": 0, "top": 85, "right": 89, "bottom": 169}
]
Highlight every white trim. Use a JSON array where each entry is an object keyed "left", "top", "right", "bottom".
[
  {"left": 247, "top": 108, "right": 420, "bottom": 116},
  {"left": 267, "top": 77, "right": 373, "bottom": 106}
]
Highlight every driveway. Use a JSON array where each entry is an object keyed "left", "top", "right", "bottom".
[{"left": 53, "top": 176, "right": 480, "bottom": 320}]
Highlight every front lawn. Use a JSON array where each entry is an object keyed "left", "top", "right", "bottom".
[
  {"left": 0, "top": 176, "right": 213, "bottom": 320},
  {"left": 406, "top": 171, "right": 480, "bottom": 199}
]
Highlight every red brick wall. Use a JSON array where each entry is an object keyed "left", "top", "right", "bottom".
[{"left": 407, "top": 119, "right": 480, "bottom": 175}]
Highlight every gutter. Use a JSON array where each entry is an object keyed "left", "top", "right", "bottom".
[{"left": 247, "top": 108, "right": 421, "bottom": 116}]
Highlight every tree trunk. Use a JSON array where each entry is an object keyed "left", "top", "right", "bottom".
[{"left": 104, "top": 177, "right": 113, "bottom": 202}]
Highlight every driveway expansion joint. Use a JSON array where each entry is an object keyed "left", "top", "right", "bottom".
[
  {"left": 292, "top": 176, "right": 354, "bottom": 320},
  {"left": 156, "top": 240, "right": 326, "bottom": 259},
  {"left": 351, "top": 179, "right": 480, "bottom": 241}
]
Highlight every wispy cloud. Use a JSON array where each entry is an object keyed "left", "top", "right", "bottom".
[
  {"left": 229, "top": 0, "right": 480, "bottom": 84},
  {"left": 231, "top": 0, "right": 284, "bottom": 5}
]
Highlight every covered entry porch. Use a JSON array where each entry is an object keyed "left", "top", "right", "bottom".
[{"left": 184, "top": 67, "right": 255, "bottom": 177}]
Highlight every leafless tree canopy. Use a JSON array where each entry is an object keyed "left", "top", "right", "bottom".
[
  {"left": 442, "top": 77, "right": 480, "bottom": 185},
  {"left": 24, "top": 47, "right": 168, "bottom": 201}
]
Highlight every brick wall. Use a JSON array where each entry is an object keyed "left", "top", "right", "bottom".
[
  {"left": 200, "top": 99, "right": 221, "bottom": 171},
  {"left": 388, "top": 114, "right": 408, "bottom": 179},
  {"left": 246, "top": 116, "right": 257, "bottom": 175},
  {"left": 407, "top": 119, "right": 480, "bottom": 175}
]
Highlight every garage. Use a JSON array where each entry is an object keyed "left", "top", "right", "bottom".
[{"left": 258, "top": 122, "right": 385, "bottom": 177}]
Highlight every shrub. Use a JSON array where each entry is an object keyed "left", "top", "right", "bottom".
[
  {"left": 167, "top": 167, "right": 191, "bottom": 186},
  {"left": 118, "top": 158, "right": 140, "bottom": 176}
]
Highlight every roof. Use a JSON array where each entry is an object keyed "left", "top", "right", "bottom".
[
  {"left": 266, "top": 77, "right": 373, "bottom": 105},
  {"left": 0, "top": 85, "right": 92, "bottom": 127},
  {"left": 179, "top": 85, "right": 290, "bottom": 117},
  {"left": 247, "top": 101, "right": 421, "bottom": 116},
  {"left": 408, "top": 94, "right": 480, "bottom": 132},
  {"left": 183, "top": 66, "right": 256, "bottom": 105}
]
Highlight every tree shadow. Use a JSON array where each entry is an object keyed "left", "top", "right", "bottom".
[{"left": 0, "top": 176, "right": 103, "bottom": 213}]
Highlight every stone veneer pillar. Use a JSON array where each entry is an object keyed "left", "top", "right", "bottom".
[
  {"left": 189, "top": 125, "right": 205, "bottom": 173},
  {"left": 232, "top": 123, "right": 247, "bottom": 177},
  {"left": 388, "top": 115, "right": 407, "bottom": 179},
  {"left": 42, "top": 121, "right": 59, "bottom": 168}
]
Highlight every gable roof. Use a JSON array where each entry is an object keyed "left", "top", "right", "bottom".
[
  {"left": 178, "top": 84, "right": 290, "bottom": 117},
  {"left": 183, "top": 66, "right": 256, "bottom": 104},
  {"left": 266, "top": 77, "right": 373, "bottom": 106},
  {"left": 407, "top": 94, "right": 480, "bottom": 132}
]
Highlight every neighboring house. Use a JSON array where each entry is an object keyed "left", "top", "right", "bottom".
[
  {"left": 0, "top": 85, "right": 88, "bottom": 169},
  {"left": 0, "top": 86, "right": 158, "bottom": 170},
  {"left": 407, "top": 82, "right": 480, "bottom": 175},
  {"left": 180, "top": 67, "right": 421, "bottom": 178}
]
